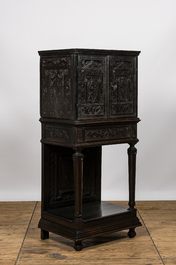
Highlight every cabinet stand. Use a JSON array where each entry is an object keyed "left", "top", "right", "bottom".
[{"left": 38, "top": 48, "right": 142, "bottom": 250}]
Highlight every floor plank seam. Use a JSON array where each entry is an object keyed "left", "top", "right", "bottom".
[
  {"left": 17, "top": 258, "right": 164, "bottom": 261},
  {"left": 137, "top": 207, "right": 165, "bottom": 265},
  {"left": 14, "top": 201, "right": 38, "bottom": 265}
]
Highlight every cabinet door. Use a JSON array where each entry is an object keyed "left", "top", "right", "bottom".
[
  {"left": 109, "top": 56, "right": 137, "bottom": 118},
  {"left": 77, "top": 55, "right": 106, "bottom": 120}
]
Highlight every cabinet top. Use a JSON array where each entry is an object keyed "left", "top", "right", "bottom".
[{"left": 38, "top": 48, "right": 141, "bottom": 56}]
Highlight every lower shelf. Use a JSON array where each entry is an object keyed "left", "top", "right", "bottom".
[
  {"left": 39, "top": 201, "right": 142, "bottom": 242},
  {"left": 45, "top": 201, "right": 129, "bottom": 222}
]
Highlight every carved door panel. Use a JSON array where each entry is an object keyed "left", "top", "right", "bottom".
[
  {"left": 77, "top": 55, "right": 106, "bottom": 120},
  {"left": 109, "top": 56, "right": 137, "bottom": 118},
  {"left": 41, "top": 56, "right": 72, "bottom": 119}
]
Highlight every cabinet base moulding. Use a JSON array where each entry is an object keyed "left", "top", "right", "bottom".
[{"left": 38, "top": 201, "right": 141, "bottom": 242}]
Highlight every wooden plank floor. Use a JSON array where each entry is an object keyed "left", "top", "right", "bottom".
[{"left": 0, "top": 201, "right": 175, "bottom": 265}]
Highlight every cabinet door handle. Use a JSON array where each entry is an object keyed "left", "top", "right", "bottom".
[{"left": 111, "top": 83, "right": 117, "bottom": 89}]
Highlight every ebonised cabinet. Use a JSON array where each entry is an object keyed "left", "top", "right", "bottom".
[{"left": 38, "top": 48, "right": 141, "bottom": 251}]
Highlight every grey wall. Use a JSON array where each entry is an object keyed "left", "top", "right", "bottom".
[{"left": 0, "top": 0, "right": 176, "bottom": 201}]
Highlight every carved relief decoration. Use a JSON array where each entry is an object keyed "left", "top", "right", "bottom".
[
  {"left": 41, "top": 57, "right": 72, "bottom": 119},
  {"left": 77, "top": 128, "right": 84, "bottom": 143},
  {"left": 110, "top": 57, "right": 136, "bottom": 116},
  {"left": 85, "top": 126, "right": 130, "bottom": 141},
  {"left": 45, "top": 126, "right": 70, "bottom": 142},
  {"left": 78, "top": 56, "right": 105, "bottom": 119},
  {"left": 112, "top": 103, "right": 133, "bottom": 114},
  {"left": 80, "top": 105, "right": 104, "bottom": 115}
]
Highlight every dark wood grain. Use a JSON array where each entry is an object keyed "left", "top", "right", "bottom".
[{"left": 38, "top": 48, "right": 141, "bottom": 250}]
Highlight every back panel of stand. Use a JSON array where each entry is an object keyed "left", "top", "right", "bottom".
[{"left": 42, "top": 145, "right": 101, "bottom": 211}]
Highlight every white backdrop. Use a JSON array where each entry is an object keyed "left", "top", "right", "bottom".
[{"left": 0, "top": 0, "right": 176, "bottom": 201}]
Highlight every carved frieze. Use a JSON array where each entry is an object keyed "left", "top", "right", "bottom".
[
  {"left": 85, "top": 126, "right": 130, "bottom": 141},
  {"left": 45, "top": 125, "right": 71, "bottom": 142}
]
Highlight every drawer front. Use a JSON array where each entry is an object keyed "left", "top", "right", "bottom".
[
  {"left": 43, "top": 124, "right": 73, "bottom": 143},
  {"left": 76, "top": 124, "right": 137, "bottom": 144},
  {"left": 77, "top": 55, "right": 106, "bottom": 120},
  {"left": 84, "top": 125, "right": 130, "bottom": 142},
  {"left": 109, "top": 56, "right": 137, "bottom": 118}
]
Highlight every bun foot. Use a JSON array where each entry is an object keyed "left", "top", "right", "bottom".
[
  {"left": 74, "top": 241, "right": 83, "bottom": 251},
  {"left": 128, "top": 228, "right": 136, "bottom": 238}
]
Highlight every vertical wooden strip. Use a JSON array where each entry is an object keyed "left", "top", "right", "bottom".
[
  {"left": 128, "top": 143, "right": 137, "bottom": 209},
  {"left": 72, "top": 150, "right": 84, "bottom": 219}
]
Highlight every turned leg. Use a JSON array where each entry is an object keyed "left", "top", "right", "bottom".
[
  {"left": 127, "top": 143, "right": 137, "bottom": 238},
  {"left": 128, "top": 143, "right": 137, "bottom": 210},
  {"left": 128, "top": 228, "right": 136, "bottom": 238},
  {"left": 73, "top": 150, "right": 84, "bottom": 251},
  {"left": 41, "top": 229, "right": 49, "bottom": 240},
  {"left": 74, "top": 241, "right": 83, "bottom": 251}
]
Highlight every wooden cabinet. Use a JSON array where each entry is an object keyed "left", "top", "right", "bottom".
[{"left": 38, "top": 48, "right": 141, "bottom": 251}]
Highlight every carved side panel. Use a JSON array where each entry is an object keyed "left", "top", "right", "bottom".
[
  {"left": 109, "top": 56, "right": 137, "bottom": 117},
  {"left": 78, "top": 56, "right": 106, "bottom": 120},
  {"left": 41, "top": 57, "right": 72, "bottom": 119}
]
